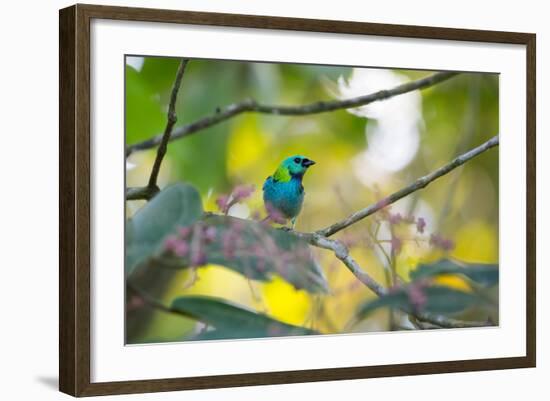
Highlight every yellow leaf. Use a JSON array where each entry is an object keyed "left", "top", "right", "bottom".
[
  {"left": 451, "top": 220, "right": 498, "bottom": 263},
  {"left": 434, "top": 274, "right": 471, "bottom": 291},
  {"left": 262, "top": 276, "right": 312, "bottom": 326}
]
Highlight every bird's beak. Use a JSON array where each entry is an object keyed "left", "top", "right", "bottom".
[{"left": 302, "top": 159, "right": 316, "bottom": 168}]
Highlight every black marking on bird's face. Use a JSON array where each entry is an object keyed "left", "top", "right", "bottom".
[{"left": 294, "top": 157, "right": 301, "bottom": 164}]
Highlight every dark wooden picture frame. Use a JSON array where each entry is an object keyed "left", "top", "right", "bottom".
[{"left": 59, "top": 3, "right": 536, "bottom": 397}]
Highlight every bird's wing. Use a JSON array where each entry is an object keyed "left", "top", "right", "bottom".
[{"left": 262, "top": 176, "right": 272, "bottom": 191}]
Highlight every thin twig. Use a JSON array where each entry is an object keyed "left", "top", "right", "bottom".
[
  {"left": 129, "top": 59, "right": 189, "bottom": 200},
  {"left": 317, "top": 135, "right": 499, "bottom": 237},
  {"left": 126, "top": 71, "right": 459, "bottom": 156}
]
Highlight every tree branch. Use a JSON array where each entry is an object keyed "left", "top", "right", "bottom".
[
  {"left": 129, "top": 134, "right": 499, "bottom": 328},
  {"left": 308, "top": 234, "right": 386, "bottom": 296},
  {"left": 300, "top": 233, "right": 489, "bottom": 329},
  {"left": 291, "top": 136, "right": 500, "bottom": 329},
  {"left": 126, "top": 71, "right": 459, "bottom": 156},
  {"left": 131, "top": 228, "right": 490, "bottom": 330},
  {"left": 317, "top": 135, "right": 499, "bottom": 237},
  {"left": 131, "top": 135, "right": 499, "bottom": 328},
  {"left": 128, "top": 59, "right": 189, "bottom": 201}
]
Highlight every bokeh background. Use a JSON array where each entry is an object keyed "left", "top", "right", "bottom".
[{"left": 125, "top": 56, "right": 499, "bottom": 344}]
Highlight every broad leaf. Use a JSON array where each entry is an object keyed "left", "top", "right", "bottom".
[
  {"left": 171, "top": 296, "right": 317, "bottom": 340},
  {"left": 125, "top": 183, "right": 203, "bottom": 276},
  {"left": 410, "top": 259, "right": 499, "bottom": 287},
  {"left": 161, "top": 214, "right": 329, "bottom": 294},
  {"left": 357, "top": 285, "right": 484, "bottom": 320}
]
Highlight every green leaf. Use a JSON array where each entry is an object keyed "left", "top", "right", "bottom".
[
  {"left": 138, "top": 57, "right": 182, "bottom": 95},
  {"left": 410, "top": 259, "right": 499, "bottom": 287},
  {"left": 162, "top": 214, "right": 329, "bottom": 293},
  {"left": 357, "top": 291, "right": 409, "bottom": 319},
  {"left": 420, "top": 286, "right": 483, "bottom": 314},
  {"left": 357, "top": 285, "right": 483, "bottom": 320},
  {"left": 171, "top": 296, "right": 317, "bottom": 340},
  {"left": 125, "top": 65, "right": 166, "bottom": 144},
  {"left": 125, "top": 183, "right": 203, "bottom": 276}
]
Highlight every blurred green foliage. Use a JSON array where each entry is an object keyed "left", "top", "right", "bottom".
[
  {"left": 171, "top": 296, "right": 318, "bottom": 341},
  {"left": 125, "top": 56, "right": 499, "bottom": 344}
]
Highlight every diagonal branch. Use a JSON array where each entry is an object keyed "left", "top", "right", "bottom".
[
  {"left": 127, "top": 59, "right": 189, "bottom": 201},
  {"left": 293, "top": 136, "right": 500, "bottom": 328},
  {"left": 126, "top": 71, "right": 459, "bottom": 156},
  {"left": 129, "top": 133, "right": 499, "bottom": 328},
  {"left": 308, "top": 234, "right": 386, "bottom": 296},
  {"left": 317, "top": 135, "right": 499, "bottom": 237},
  {"left": 302, "top": 233, "right": 489, "bottom": 328}
]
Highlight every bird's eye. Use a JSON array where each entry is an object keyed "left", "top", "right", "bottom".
[{"left": 294, "top": 157, "right": 301, "bottom": 164}]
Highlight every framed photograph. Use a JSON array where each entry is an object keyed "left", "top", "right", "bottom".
[{"left": 59, "top": 4, "right": 536, "bottom": 397}]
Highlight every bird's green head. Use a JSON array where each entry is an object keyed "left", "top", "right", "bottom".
[{"left": 273, "top": 155, "right": 316, "bottom": 182}]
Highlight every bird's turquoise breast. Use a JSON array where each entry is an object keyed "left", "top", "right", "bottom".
[{"left": 263, "top": 176, "right": 304, "bottom": 219}]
